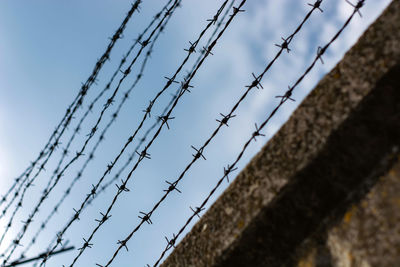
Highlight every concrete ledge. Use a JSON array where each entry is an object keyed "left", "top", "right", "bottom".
[{"left": 162, "top": 1, "right": 400, "bottom": 266}]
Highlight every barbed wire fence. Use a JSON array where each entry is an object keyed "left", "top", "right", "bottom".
[
  {"left": 0, "top": 0, "right": 142, "bottom": 217},
  {"left": 15, "top": 2, "right": 237, "bottom": 264},
  {"left": 152, "top": 1, "right": 365, "bottom": 265},
  {"left": 11, "top": 1, "right": 176, "bottom": 261},
  {"left": 0, "top": 0, "right": 184, "bottom": 264},
  {"left": 0, "top": 0, "right": 370, "bottom": 266}
]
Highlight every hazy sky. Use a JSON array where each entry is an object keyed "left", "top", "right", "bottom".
[{"left": 0, "top": 0, "right": 392, "bottom": 266}]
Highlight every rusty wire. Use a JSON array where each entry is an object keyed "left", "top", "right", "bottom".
[
  {"left": 153, "top": 1, "right": 365, "bottom": 265},
  {"left": 0, "top": 0, "right": 142, "bottom": 220}
]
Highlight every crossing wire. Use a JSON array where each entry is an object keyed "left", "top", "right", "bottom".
[
  {"left": 70, "top": 2, "right": 248, "bottom": 267},
  {"left": 17, "top": 1, "right": 175, "bottom": 259},
  {"left": 0, "top": 0, "right": 142, "bottom": 217},
  {"left": 153, "top": 1, "right": 365, "bottom": 265},
  {"left": 0, "top": 0, "right": 142, "bottom": 237},
  {"left": 23, "top": 2, "right": 235, "bottom": 262},
  {"left": 61, "top": 0, "right": 236, "bottom": 232},
  {"left": 36, "top": 1, "right": 232, "bottom": 265},
  {"left": 96, "top": 0, "right": 328, "bottom": 265},
  {"left": 1, "top": 1, "right": 180, "bottom": 264},
  {"left": 38, "top": 0, "right": 172, "bottom": 199}
]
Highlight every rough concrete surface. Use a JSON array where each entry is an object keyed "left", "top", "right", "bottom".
[{"left": 161, "top": 1, "right": 400, "bottom": 266}]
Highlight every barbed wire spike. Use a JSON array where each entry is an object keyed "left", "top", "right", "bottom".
[
  {"left": 78, "top": 238, "right": 93, "bottom": 251},
  {"left": 142, "top": 100, "right": 155, "bottom": 118},
  {"left": 223, "top": 165, "right": 238, "bottom": 183},
  {"left": 164, "top": 234, "right": 177, "bottom": 250},
  {"left": 345, "top": 0, "right": 364, "bottom": 17},
  {"left": 275, "top": 86, "right": 295, "bottom": 102},
  {"left": 138, "top": 211, "right": 153, "bottom": 224},
  {"left": 275, "top": 37, "right": 291, "bottom": 53},
  {"left": 202, "top": 46, "right": 214, "bottom": 56},
  {"left": 251, "top": 123, "right": 266, "bottom": 142},
  {"left": 231, "top": 6, "right": 245, "bottom": 17},
  {"left": 191, "top": 146, "right": 206, "bottom": 160},
  {"left": 180, "top": 79, "right": 194, "bottom": 94},
  {"left": 247, "top": 72, "right": 264, "bottom": 90},
  {"left": 135, "top": 149, "right": 151, "bottom": 160},
  {"left": 184, "top": 41, "right": 197, "bottom": 54},
  {"left": 117, "top": 239, "right": 129, "bottom": 251},
  {"left": 164, "top": 76, "right": 179, "bottom": 86},
  {"left": 317, "top": 46, "right": 326, "bottom": 64},
  {"left": 190, "top": 206, "right": 205, "bottom": 218},
  {"left": 95, "top": 212, "right": 112, "bottom": 223},
  {"left": 308, "top": 0, "right": 323, "bottom": 12},
  {"left": 216, "top": 113, "right": 236, "bottom": 127},
  {"left": 116, "top": 180, "right": 130, "bottom": 192},
  {"left": 164, "top": 180, "right": 181, "bottom": 193},
  {"left": 158, "top": 115, "right": 175, "bottom": 130}
]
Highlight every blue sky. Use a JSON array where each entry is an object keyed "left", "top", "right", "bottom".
[{"left": 0, "top": 0, "right": 392, "bottom": 266}]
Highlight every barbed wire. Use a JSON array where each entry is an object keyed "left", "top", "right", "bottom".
[
  {"left": 153, "top": 1, "right": 365, "bottom": 265},
  {"left": 0, "top": 165, "right": 33, "bottom": 209},
  {"left": 0, "top": 1, "right": 143, "bottom": 245},
  {"left": 22, "top": 3, "right": 236, "bottom": 263},
  {"left": 32, "top": 1, "right": 236, "bottom": 266},
  {"left": 38, "top": 1, "right": 233, "bottom": 266},
  {"left": 35, "top": 1, "right": 232, "bottom": 265},
  {"left": 0, "top": 2, "right": 185, "bottom": 265},
  {"left": 0, "top": 0, "right": 142, "bottom": 218},
  {"left": 97, "top": 0, "right": 328, "bottom": 265},
  {"left": 38, "top": 0, "right": 171, "bottom": 199},
  {"left": 59, "top": 0, "right": 237, "bottom": 229},
  {"left": 16, "top": 2, "right": 175, "bottom": 260},
  {"left": 68, "top": 2, "right": 251, "bottom": 267}
]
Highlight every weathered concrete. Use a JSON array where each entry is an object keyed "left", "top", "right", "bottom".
[{"left": 162, "top": 1, "right": 400, "bottom": 266}]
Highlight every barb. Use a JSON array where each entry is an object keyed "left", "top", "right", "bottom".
[
  {"left": 38, "top": 0, "right": 165, "bottom": 199},
  {"left": 37, "top": 4, "right": 235, "bottom": 258},
  {"left": 153, "top": 1, "right": 364, "bottom": 265},
  {"left": 87, "top": 1, "right": 250, "bottom": 266},
  {"left": 29, "top": 1, "right": 186, "bottom": 265},
  {"left": 0, "top": 0, "right": 142, "bottom": 219},
  {"left": 109, "top": 0, "right": 328, "bottom": 264},
  {"left": 35, "top": 1, "right": 239, "bottom": 266},
  {"left": 18, "top": 2, "right": 175, "bottom": 259},
  {"left": 1, "top": 1, "right": 174, "bottom": 264},
  {"left": 0, "top": 165, "right": 32, "bottom": 209}
]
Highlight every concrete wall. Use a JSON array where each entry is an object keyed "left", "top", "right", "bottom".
[{"left": 162, "top": 1, "right": 400, "bottom": 266}]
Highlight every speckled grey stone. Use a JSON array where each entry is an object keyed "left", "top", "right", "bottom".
[{"left": 161, "top": 1, "right": 400, "bottom": 266}]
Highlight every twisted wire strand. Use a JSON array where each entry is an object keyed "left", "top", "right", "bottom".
[
  {"left": 100, "top": 0, "right": 325, "bottom": 265},
  {"left": 29, "top": 1, "right": 191, "bottom": 265},
  {"left": 37, "top": 1, "right": 231, "bottom": 265},
  {"left": 39, "top": 0, "right": 171, "bottom": 199},
  {"left": 90, "top": 2, "right": 247, "bottom": 266},
  {"left": 60, "top": 0, "right": 237, "bottom": 226},
  {"left": 153, "top": 1, "right": 365, "bottom": 266},
  {"left": 17, "top": 2, "right": 174, "bottom": 259},
  {"left": 0, "top": 0, "right": 142, "bottom": 216},
  {"left": 1, "top": 0, "right": 177, "bottom": 263},
  {"left": 0, "top": 0, "right": 142, "bottom": 233},
  {"left": 41, "top": 1, "right": 235, "bottom": 266}
]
